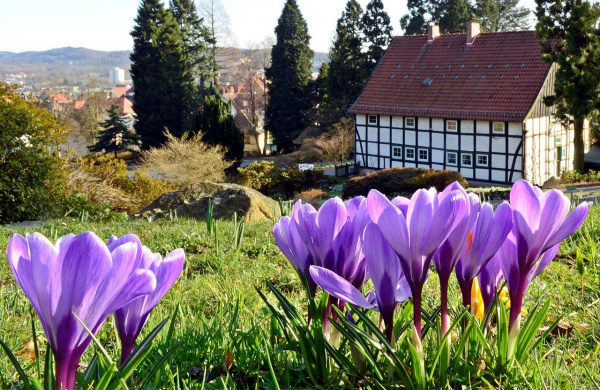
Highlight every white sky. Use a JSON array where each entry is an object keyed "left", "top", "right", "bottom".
[{"left": 0, "top": 0, "right": 537, "bottom": 54}]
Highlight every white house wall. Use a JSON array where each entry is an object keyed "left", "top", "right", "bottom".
[
  {"left": 354, "top": 114, "right": 524, "bottom": 184},
  {"left": 523, "top": 116, "right": 590, "bottom": 185}
]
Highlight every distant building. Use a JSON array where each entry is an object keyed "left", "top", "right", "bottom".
[
  {"left": 350, "top": 22, "right": 590, "bottom": 185},
  {"left": 109, "top": 67, "right": 125, "bottom": 86}
]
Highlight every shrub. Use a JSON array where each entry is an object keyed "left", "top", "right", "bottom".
[
  {"left": 314, "top": 118, "right": 354, "bottom": 163},
  {"left": 342, "top": 167, "right": 467, "bottom": 198},
  {"left": 561, "top": 169, "right": 600, "bottom": 184},
  {"left": 68, "top": 158, "right": 176, "bottom": 214},
  {"left": 237, "top": 161, "right": 330, "bottom": 199},
  {"left": 0, "top": 82, "right": 69, "bottom": 223},
  {"left": 296, "top": 188, "right": 328, "bottom": 200},
  {"left": 141, "top": 131, "right": 233, "bottom": 186}
]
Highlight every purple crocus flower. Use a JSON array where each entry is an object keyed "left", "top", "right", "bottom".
[
  {"left": 114, "top": 241, "right": 185, "bottom": 364},
  {"left": 477, "top": 254, "right": 503, "bottom": 313},
  {"left": 455, "top": 201, "right": 512, "bottom": 311},
  {"left": 7, "top": 232, "right": 156, "bottom": 390},
  {"left": 274, "top": 197, "right": 370, "bottom": 297},
  {"left": 498, "top": 180, "right": 588, "bottom": 358},
  {"left": 310, "top": 221, "right": 411, "bottom": 340},
  {"left": 367, "top": 188, "right": 469, "bottom": 340},
  {"left": 432, "top": 182, "right": 479, "bottom": 336}
]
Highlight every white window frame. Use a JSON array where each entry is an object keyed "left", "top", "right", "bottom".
[
  {"left": 446, "top": 152, "right": 458, "bottom": 166},
  {"left": 418, "top": 148, "right": 429, "bottom": 162},
  {"left": 405, "top": 117, "right": 416, "bottom": 128},
  {"left": 392, "top": 146, "right": 402, "bottom": 158},
  {"left": 461, "top": 153, "right": 473, "bottom": 167},
  {"left": 368, "top": 115, "right": 377, "bottom": 124},
  {"left": 492, "top": 122, "right": 505, "bottom": 134},
  {"left": 476, "top": 154, "right": 489, "bottom": 167},
  {"left": 405, "top": 147, "right": 416, "bottom": 160},
  {"left": 447, "top": 120, "right": 458, "bottom": 132}
]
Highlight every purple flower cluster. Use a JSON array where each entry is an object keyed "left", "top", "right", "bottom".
[
  {"left": 273, "top": 180, "right": 588, "bottom": 351},
  {"left": 7, "top": 232, "right": 185, "bottom": 390}
]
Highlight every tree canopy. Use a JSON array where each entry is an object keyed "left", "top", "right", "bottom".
[
  {"left": 88, "top": 104, "right": 140, "bottom": 158},
  {"left": 535, "top": 0, "right": 600, "bottom": 171},
  {"left": 265, "top": 0, "right": 314, "bottom": 151}
]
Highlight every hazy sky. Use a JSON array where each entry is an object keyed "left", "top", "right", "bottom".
[{"left": 0, "top": 0, "right": 537, "bottom": 54}]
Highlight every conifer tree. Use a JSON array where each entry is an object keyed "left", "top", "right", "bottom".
[
  {"left": 130, "top": 0, "right": 193, "bottom": 149},
  {"left": 169, "top": 0, "right": 216, "bottom": 95},
  {"left": 89, "top": 104, "right": 140, "bottom": 158},
  {"left": 326, "top": 0, "right": 367, "bottom": 128},
  {"left": 535, "top": 0, "right": 600, "bottom": 172},
  {"left": 265, "top": 0, "right": 314, "bottom": 151},
  {"left": 362, "top": 0, "right": 393, "bottom": 73},
  {"left": 400, "top": 0, "right": 428, "bottom": 35},
  {"left": 433, "top": 0, "right": 472, "bottom": 33},
  {"left": 198, "top": 95, "right": 244, "bottom": 170},
  {"left": 474, "top": 0, "right": 530, "bottom": 32}
]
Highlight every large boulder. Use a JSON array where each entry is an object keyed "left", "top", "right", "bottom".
[{"left": 136, "top": 182, "right": 279, "bottom": 222}]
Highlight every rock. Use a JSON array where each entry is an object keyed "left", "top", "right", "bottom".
[
  {"left": 136, "top": 182, "right": 279, "bottom": 222},
  {"left": 542, "top": 176, "right": 561, "bottom": 189}
]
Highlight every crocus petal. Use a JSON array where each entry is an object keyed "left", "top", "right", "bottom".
[
  {"left": 531, "top": 244, "right": 560, "bottom": 280},
  {"left": 363, "top": 221, "right": 401, "bottom": 325},
  {"left": 367, "top": 189, "right": 394, "bottom": 223},
  {"left": 425, "top": 189, "right": 468, "bottom": 255},
  {"left": 309, "top": 266, "right": 376, "bottom": 309},
  {"left": 510, "top": 180, "right": 541, "bottom": 226},
  {"left": 545, "top": 202, "right": 589, "bottom": 249},
  {"left": 8, "top": 234, "right": 40, "bottom": 312},
  {"left": 407, "top": 189, "right": 435, "bottom": 260}
]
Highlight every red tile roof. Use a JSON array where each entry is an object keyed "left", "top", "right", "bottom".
[
  {"left": 349, "top": 31, "right": 551, "bottom": 122},
  {"left": 113, "top": 86, "right": 130, "bottom": 97},
  {"left": 73, "top": 100, "right": 87, "bottom": 110}
]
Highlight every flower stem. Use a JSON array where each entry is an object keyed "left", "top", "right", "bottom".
[
  {"left": 413, "top": 288, "right": 423, "bottom": 340},
  {"left": 55, "top": 353, "right": 79, "bottom": 390},
  {"left": 440, "top": 277, "right": 450, "bottom": 337}
]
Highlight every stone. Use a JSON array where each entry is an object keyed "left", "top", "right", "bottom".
[{"left": 136, "top": 182, "right": 279, "bottom": 222}]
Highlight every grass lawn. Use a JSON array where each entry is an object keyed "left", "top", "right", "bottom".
[{"left": 0, "top": 206, "right": 599, "bottom": 389}]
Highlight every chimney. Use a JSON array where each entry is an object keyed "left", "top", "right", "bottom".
[
  {"left": 427, "top": 23, "right": 440, "bottom": 42},
  {"left": 467, "top": 21, "right": 480, "bottom": 45}
]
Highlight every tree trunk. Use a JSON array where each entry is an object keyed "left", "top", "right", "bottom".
[{"left": 573, "top": 117, "right": 585, "bottom": 173}]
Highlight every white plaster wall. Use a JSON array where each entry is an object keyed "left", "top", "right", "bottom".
[
  {"left": 476, "top": 120, "right": 489, "bottom": 134},
  {"left": 432, "top": 149, "right": 444, "bottom": 163},
  {"left": 461, "top": 135, "right": 474, "bottom": 151},
  {"left": 446, "top": 134, "right": 458, "bottom": 149},
  {"left": 508, "top": 122, "right": 522, "bottom": 136},
  {"left": 432, "top": 118, "right": 444, "bottom": 131},
  {"left": 368, "top": 127, "right": 378, "bottom": 142},
  {"left": 380, "top": 128, "right": 391, "bottom": 143},
  {"left": 475, "top": 136, "right": 489, "bottom": 151},
  {"left": 432, "top": 133, "right": 443, "bottom": 147},
  {"left": 418, "top": 132, "right": 429, "bottom": 147},
  {"left": 462, "top": 120, "right": 475, "bottom": 133},
  {"left": 432, "top": 164, "right": 444, "bottom": 170},
  {"left": 460, "top": 168, "right": 473, "bottom": 178},
  {"left": 357, "top": 126, "right": 366, "bottom": 141},
  {"left": 475, "top": 169, "right": 489, "bottom": 181},
  {"left": 418, "top": 117, "right": 429, "bottom": 130},
  {"left": 356, "top": 114, "right": 366, "bottom": 125},
  {"left": 368, "top": 142, "right": 378, "bottom": 154},
  {"left": 492, "top": 170, "right": 505, "bottom": 182},
  {"left": 380, "top": 144, "right": 390, "bottom": 156},
  {"left": 392, "top": 116, "right": 403, "bottom": 128},
  {"left": 491, "top": 137, "right": 506, "bottom": 153},
  {"left": 380, "top": 116, "right": 391, "bottom": 127},
  {"left": 392, "top": 161, "right": 402, "bottom": 167},
  {"left": 405, "top": 131, "right": 416, "bottom": 145},
  {"left": 492, "top": 155, "right": 505, "bottom": 169},
  {"left": 392, "top": 129, "right": 403, "bottom": 144}
]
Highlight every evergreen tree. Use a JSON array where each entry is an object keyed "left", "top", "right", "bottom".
[
  {"left": 535, "top": 0, "right": 600, "bottom": 172},
  {"left": 130, "top": 0, "right": 193, "bottom": 149},
  {"left": 326, "top": 0, "right": 367, "bottom": 128},
  {"left": 362, "top": 0, "right": 393, "bottom": 73},
  {"left": 88, "top": 104, "right": 140, "bottom": 158},
  {"left": 474, "top": 0, "right": 530, "bottom": 32},
  {"left": 198, "top": 95, "right": 244, "bottom": 170},
  {"left": 432, "top": 0, "right": 472, "bottom": 33},
  {"left": 265, "top": 0, "right": 314, "bottom": 151},
  {"left": 400, "top": 0, "right": 428, "bottom": 35},
  {"left": 169, "top": 0, "right": 216, "bottom": 95}
]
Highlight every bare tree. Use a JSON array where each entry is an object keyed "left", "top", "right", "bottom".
[{"left": 197, "top": 0, "right": 239, "bottom": 87}]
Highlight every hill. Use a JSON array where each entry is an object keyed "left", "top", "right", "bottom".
[
  {"left": 0, "top": 46, "right": 328, "bottom": 87},
  {"left": 0, "top": 47, "right": 131, "bottom": 86}
]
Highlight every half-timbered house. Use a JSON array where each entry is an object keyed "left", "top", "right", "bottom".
[{"left": 349, "top": 22, "right": 590, "bottom": 185}]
